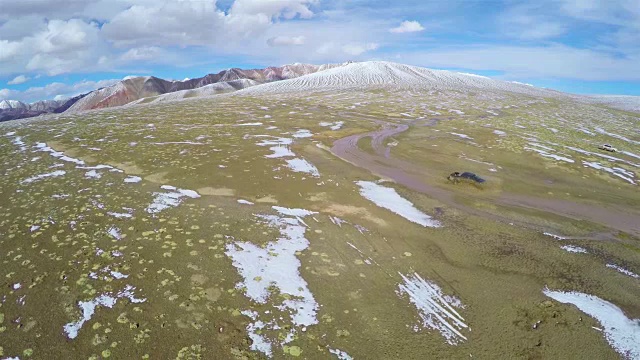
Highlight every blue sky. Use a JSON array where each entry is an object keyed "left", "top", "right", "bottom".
[{"left": 1, "top": 0, "right": 639, "bottom": 103}]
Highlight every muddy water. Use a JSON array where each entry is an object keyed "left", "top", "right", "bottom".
[{"left": 331, "top": 122, "right": 640, "bottom": 237}]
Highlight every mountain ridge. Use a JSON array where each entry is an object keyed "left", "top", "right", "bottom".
[{"left": 2, "top": 61, "right": 639, "bottom": 121}]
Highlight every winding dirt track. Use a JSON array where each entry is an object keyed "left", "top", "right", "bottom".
[{"left": 331, "top": 123, "right": 640, "bottom": 237}]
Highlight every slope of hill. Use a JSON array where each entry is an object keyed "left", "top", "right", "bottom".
[
  {"left": 65, "top": 63, "right": 342, "bottom": 113},
  {"left": 239, "top": 61, "right": 565, "bottom": 98},
  {"left": 584, "top": 95, "right": 640, "bottom": 113},
  {"left": 128, "top": 79, "right": 260, "bottom": 105}
]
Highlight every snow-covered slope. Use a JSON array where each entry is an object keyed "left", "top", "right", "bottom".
[
  {"left": 0, "top": 100, "right": 29, "bottom": 110},
  {"left": 240, "top": 61, "right": 564, "bottom": 98},
  {"left": 583, "top": 95, "right": 640, "bottom": 113},
  {"left": 129, "top": 79, "right": 260, "bottom": 105}
]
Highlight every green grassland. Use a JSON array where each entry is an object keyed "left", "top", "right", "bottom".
[{"left": 0, "top": 88, "right": 638, "bottom": 359}]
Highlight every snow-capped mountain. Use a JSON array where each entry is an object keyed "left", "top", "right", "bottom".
[
  {"left": 0, "top": 99, "right": 68, "bottom": 122},
  {"left": 2, "top": 61, "right": 638, "bottom": 122},
  {"left": 240, "top": 61, "right": 564, "bottom": 98},
  {"left": 65, "top": 63, "right": 342, "bottom": 113}
]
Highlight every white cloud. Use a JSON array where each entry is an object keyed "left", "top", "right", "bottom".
[
  {"left": 229, "top": 0, "right": 317, "bottom": 20},
  {"left": 342, "top": 43, "right": 379, "bottom": 56},
  {"left": 120, "top": 46, "right": 164, "bottom": 61},
  {"left": 398, "top": 44, "right": 640, "bottom": 81},
  {"left": 102, "top": 0, "right": 319, "bottom": 47},
  {"left": 267, "top": 35, "right": 306, "bottom": 46},
  {"left": 8, "top": 75, "right": 29, "bottom": 85},
  {"left": 0, "top": 18, "right": 108, "bottom": 76},
  {"left": 0, "top": 78, "right": 120, "bottom": 103},
  {"left": 500, "top": 5, "right": 567, "bottom": 40},
  {"left": 390, "top": 20, "right": 424, "bottom": 33}
]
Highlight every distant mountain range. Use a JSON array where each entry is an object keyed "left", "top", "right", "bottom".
[
  {"left": 2, "top": 61, "right": 639, "bottom": 122},
  {"left": 0, "top": 63, "right": 340, "bottom": 122}
]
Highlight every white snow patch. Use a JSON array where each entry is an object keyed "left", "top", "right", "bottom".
[
  {"left": 146, "top": 185, "right": 201, "bottom": 214},
  {"left": 21, "top": 170, "right": 66, "bottom": 184},
  {"left": 582, "top": 161, "right": 635, "bottom": 184},
  {"left": 124, "top": 176, "right": 142, "bottom": 183},
  {"left": 225, "top": 207, "right": 319, "bottom": 357},
  {"left": 561, "top": 245, "right": 588, "bottom": 254},
  {"left": 329, "top": 348, "right": 354, "bottom": 360},
  {"left": 356, "top": 181, "right": 441, "bottom": 227},
  {"left": 320, "top": 121, "right": 344, "bottom": 130},
  {"left": 525, "top": 146, "right": 574, "bottom": 163},
  {"left": 107, "top": 212, "right": 133, "bottom": 219},
  {"left": 543, "top": 289, "right": 640, "bottom": 359},
  {"left": 397, "top": 272, "right": 468, "bottom": 345},
  {"left": 85, "top": 170, "right": 102, "bottom": 179},
  {"left": 449, "top": 132, "right": 473, "bottom": 140},
  {"left": 606, "top": 264, "right": 640, "bottom": 279},
  {"left": 110, "top": 271, "right": 129, "bottom": 280},
  {"left": 286, "top": 158, "right": 320, "bottom": 177},
  {"left": 267, "top": 146, "right": 295, "bottom": 158},
  {"left": 292, "top": 129, "right": 313, "bottom": 138},
  {"left": 237, "top": 199, "right": 254, "bottom": 205},
  {"left": 493, "top": 130, "right": 506, "bottom": 136},
  {"left": 272, "top": 206, "right": 318, "bottom": 217},
  {"left": 35, "top": 142, "right": 85, "bottom": 165},
  {"left": 30, "top": 225, "right": 40, "bottom": 232},
  {"left": 544, "top": 232, "right": 567, "bottom": 240},
  {"left": 63, "top": 285, "right": 146, "bottom": 339},
  {"left": 257, "top": 137, "right": 295, "bottom": 158},
  {"left": 236, "top": 122, "right": 263, "bottom": 126},
  {"left": 107, "top": 226, "right": 123, "bottom": 240}
]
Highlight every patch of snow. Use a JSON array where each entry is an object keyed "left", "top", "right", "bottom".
[
  {"left": 110, "top": 271, "right": 128, "bottom": 280},
  {"left": 267, "top": 146, "right": 295, "bottom": 158},
  {"left": 561, "top": 245, "right": 588, "bottom": 254},
  {"left": 329, "top": 348, "right": 354, "bottom": 360},
  {"left": 320, "top": 121, "right": 344, "bottom": 130},
  {"left": 257, "top": 137, "right": 295, "bottom": 158},
  {"left": 151, "top": 141, "right": 204, "bottom": 145},
  {"left": 606, "top": 264, "right": 640, "bottom": 279},
  {"left": 237, "top": 199, "right": 254, "bottom": 205},
  {"left": 525, "top": 146, "right": 574, "bottom": 163},
  {"left": 22, "top": 170, "right": 66, "bottom": 184},
  {"left": 272, "top": 206, "right": 318, "bottom": 217},
  {"left": 124, "top": 176, "right": 142, "bottom": 183},
  {"left": 107, "top": 212, "right": 133, "bottom": 219},
  {"left": 85, "top": 170, "right": 102, "bottom": 179},
  {"left": 459, "top": 72, "right": 489, "bottom": 79},
  {"left": 292, "top": 129, "right": 313, "bottom": 138},
  {"left": 107, "top": 226, "right": 123, "bottom": 240},
  {"left": 225, "top": 207, "right": 319, "bottom": 357},
  {"left": 236, "top": 122, "right": 263, "bottom": 126},
  {"left": 286, "top": 158, "right": 320, "bottom": 177},
  {"left": 543, "top": 289, "right": 640, "bottom": 359},
  {"left": 356, "top": 181, "right": 441, "bottom": 227},
  {"left": 63, "top": 285, "right": 145, "bottom": 340},
  {"left": 543, "top": 232, "right": 567, "bottom": 240},
  {"left": 449, "top": 132, "right": 473, "bottom": 140},
  {"left": 582, "top": 161, "right": 635, "bottom": 185},
  {"left": 35, "top": 142, "right": 85, "bottom": 165},
  {"left": 146, "top": 185, "right": 201, "bottom": 214},
  {"left": 397, "top": 272, "right": 468, "bottom": 345},
  {"left": 493, "top": 130, "right": 506, "bottom": 136}
]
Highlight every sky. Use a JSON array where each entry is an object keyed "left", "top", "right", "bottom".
[{"left": 1, "top": 0, "right": 639, "bottom": 103}]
